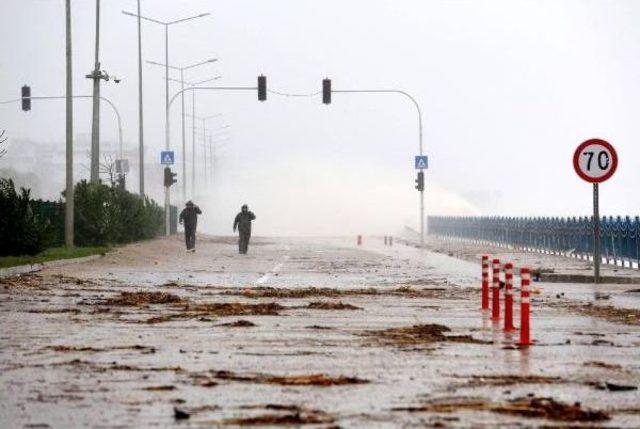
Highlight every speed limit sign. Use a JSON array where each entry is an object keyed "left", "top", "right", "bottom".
[
  {"left": 573, "top": 138, "right": 618, "bottom": 285},
  {"left": 573, "top": 138, "right": 618, "bottom": 183}
]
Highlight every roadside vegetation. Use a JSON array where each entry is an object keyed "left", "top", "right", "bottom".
[{"left": 0, "top": 178, "right": 165, "bottom": 260}]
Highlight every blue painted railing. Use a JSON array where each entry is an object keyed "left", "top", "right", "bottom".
[{"left": 428, "top": 216, "right": 640, "bottom": 269}]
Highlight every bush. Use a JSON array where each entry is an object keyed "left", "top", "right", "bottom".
[
  {"left": 0, "top": 178, "right": 165, "bottom": 256},
  {"left": 73, "top": 180, "right": 164, "bottom": 246},
  {"left": 0, "top": 178, "right": 51, "bottom": 255}
]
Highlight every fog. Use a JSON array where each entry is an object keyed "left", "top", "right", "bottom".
[{"left": 1, "top": 0, "right": 639, "bottom": 236}]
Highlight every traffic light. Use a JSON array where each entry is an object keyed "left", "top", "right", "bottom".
[
  {"left": 322, "top": 78, "right": 331, "bottom": 104},
  {"left": 21, "top": 85, "right": 31, "bottom": 111},
  {"left": 415, "top": 171, "right": 424, "bottom": 191},
  {"left": 164, "top": 167, "right": 177, "bottom": 187},
  {"left": 257, "top": 75, "right": 267, "bottom": 101}
]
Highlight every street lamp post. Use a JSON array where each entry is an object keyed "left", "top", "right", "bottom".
[
  {"left": 191, "top": 127, "right": 229, "bottom": 188},
  {"left": 189, "top": 120, "right": 227, "bottom": 190},
  {"left": 174, "top": 80, "right": 221, "bottom": 197},
  {"left": 89, "top": 0, "right": 100, "bottom": 184},
  {"left": 136, "top": 0, "right": 144, "bottom": 196},
  {"left": 148, "top": 59, "right": 217, "bottom": 201},
  {"left": 65, "top": 0, "right": 74, "bottom": 247},
  {"left": 122, "top": 9, "right": 210, "bottom": 236},
  {"left": 332, "top": 89, "right": 425, "bottom": 246}
]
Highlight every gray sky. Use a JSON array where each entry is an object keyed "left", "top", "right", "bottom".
[{"left": 1, "top": 0, "right": 638, "bottom": 235}]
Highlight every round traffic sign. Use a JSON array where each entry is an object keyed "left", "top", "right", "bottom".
[{"left": 573, "top": 138, "right": 618, "bottom": 183}]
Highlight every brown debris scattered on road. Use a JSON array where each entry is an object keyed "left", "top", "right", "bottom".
[
  {"left": 306, "top": 301, "right": 361, "bottom": 310},
  {"left": 51, "top": 359, "right": 183, "bottom": 373},
  {"left": 144, "top": 302, "right": 283, "bottom": 324},
  {"left": 142, "top": 385, "right": 175, "bottom": 391},
  {"left": 192, "top": 370, "right": 368, "bottom": 386},
  {"left": 451, "top": 374, "right": 563, "bottom": 387},
  {"left": 554, "top": 302, "right": 640, "bottom": 326},
  {"left": 52, "top": 274, "right": 96, "bottom": 285},
  {"left": 225, "top": 286, "right": 376, "bottom": 298},
  {"left": 587, "top": 381, "right": 638, "bottom": 391},
  {"left": 393, "top": 396, "right": 610, "bottom": 422},
  {"left": 493, "top": 396, "right": 610, "bottom": 422},
  {"left": 223, "top": 404, "right": 334, "bottom": 426},
  {"left": 583, "top": 361, "right": 623, "bottom": 370},
  {"left": 306, "top": 325, "right": 334, "bottom": 330},
  {"left": 363, "top": 324, "right": 488, "bottom": 347},
  {"left": 44, "top": 344, "right": 156, "bottom": 354},
  {"left": 25, "top": 308, "right": 81, "bottom": 314},
  {"left": 216, "top": 319, "right": 257, "bottom": 327},
  {"left": 392, "top": 397, "right": 490, "bottom": 413},
  {"left": 222, "top": 285, "right": 467, "bottom": 299},
  {"left": 0, "top": 274, "right": 43, "bottom": 289},
  {"left": 104, "top": 291, "right": 185, "bottom": 306}
]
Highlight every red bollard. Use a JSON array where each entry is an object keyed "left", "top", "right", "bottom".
[
  {"left": 384, "top": 236, "right": 388, "bottom": 246},
  {"left": 357, "top": 235, "right": 362, "bottom": 246},
  {"left": 504, "top": 262, "right": 515, "bottom": 332},
  {"left": 389, "top": 236, "right": 393, "bottom": 247},
  {"left": 491, "top": 258, "right": 500, "bottom": 321},
  {"left": 481, "top": 255, "right": 489, "bottom": 310},
  {"left": 519, "top": 267, "right": 532, "bottom": 346}
]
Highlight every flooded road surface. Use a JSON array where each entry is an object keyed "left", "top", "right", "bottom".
[{"left": 1, "top": 236, "right": 639, "bottom": 428}]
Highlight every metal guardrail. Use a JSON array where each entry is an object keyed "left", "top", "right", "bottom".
[{"left": 428, "top": 216, "right": 640, "bottom": 269}]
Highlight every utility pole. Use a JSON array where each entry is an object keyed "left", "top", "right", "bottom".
[
  {"left": 89, "top": 0, "right": 101, "bottom": 183},
  {"left": 65, "top": 0, "right": 74, "bottom": 247},
  {"left": 136, "top": 0, "right": 144, "bottom": 196}
]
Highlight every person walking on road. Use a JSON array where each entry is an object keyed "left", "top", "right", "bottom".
[
  {"left": 233, "top": 204, "right": 256, "bottom": 254},
  {"left": 179, "top": 201, "right": 202, "bottom": 252}
]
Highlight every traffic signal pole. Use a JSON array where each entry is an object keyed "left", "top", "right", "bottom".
[
  {"left": 331, "top": 89, "right": 425, "bottom": 246},
  {"left": 164, "top": 79, "right": 264, "bottom": 236}
]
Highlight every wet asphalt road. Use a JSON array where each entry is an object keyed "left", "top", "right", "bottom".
[{"left": 1, "top": 235, "right": 639, "bottom": 428}]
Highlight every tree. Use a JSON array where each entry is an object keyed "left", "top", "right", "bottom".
[{"left": 99, "top": 154, "right": 117, "bottom": 186}]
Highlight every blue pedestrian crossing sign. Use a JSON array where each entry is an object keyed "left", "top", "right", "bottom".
[
  {"left": 415, "top": 155, "right": 428, "bottom": 170},
  {"left": 160, "top": 151, "right": 175, "bottom": 165}
]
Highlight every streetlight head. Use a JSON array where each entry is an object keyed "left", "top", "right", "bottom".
[{"left": 207, "top": 59, "right": 218, "bottom": 63}]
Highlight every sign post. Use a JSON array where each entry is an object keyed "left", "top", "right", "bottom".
[
  {"left": 161, "top": 151, "right": 175, "bottom": 236},
  {"left": 573, "top": 138, "right": 618, "bottom": 284},
  {"left": 415, "top": 155, "right": 429, "bottom": 246}
]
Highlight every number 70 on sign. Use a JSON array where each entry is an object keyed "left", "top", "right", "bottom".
[{"left": 573, "top": 139, "right": 618, "bottom": 184}]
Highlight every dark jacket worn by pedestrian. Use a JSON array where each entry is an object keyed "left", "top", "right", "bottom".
[
  {"left": 233, "top": 210, "right": 256, "bottom": 233},
  {"left": 233, "top": 207, "right": 256, "bottom": 254},
  {"left": 180, "top": 205, "right": 202, "bottom": 228},
  {"left": 179, "top": 202, "right": 202, "bottom": 251}
]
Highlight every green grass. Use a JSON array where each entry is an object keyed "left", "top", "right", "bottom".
[{"left": 0, "top": 246, "right": 110, "bottom": 269}]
